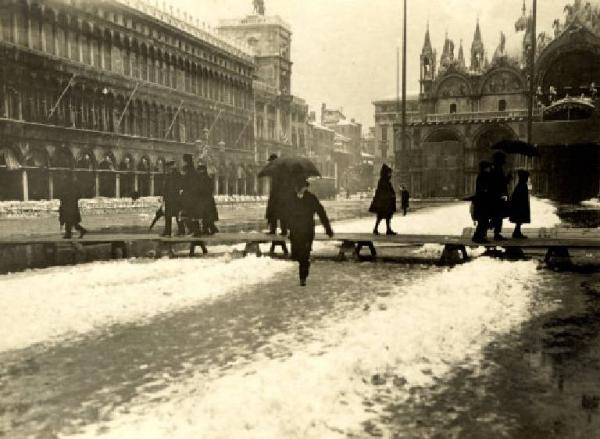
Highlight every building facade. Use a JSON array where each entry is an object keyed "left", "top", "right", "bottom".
[
  {"left": 218, "top": 14, "right": 308, "bottom": 195},
  {"left": 0, "top": 0, "right": 259, "bottom": 201},
  {"left": 387, "top": 1, "right": 600, "bottom": 202}
]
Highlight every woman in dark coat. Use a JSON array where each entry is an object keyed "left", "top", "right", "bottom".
[
  {"left": 509, "top": 170, "right": 531, "bottom": 239},
  {"left": 369, "top": 164, "right": 397, "bottom": 235},
  {"left": 59, "top": 172, "right": 87, "bottom": 239},
  {"left": 287, "top": 178, "right": 334, "bottom": 286},
  {"left": 197, "top": 164, "right": 219, "bottom": 235},
  {"left": 472, "top": 160, "right": 493, "bottom": 244}
]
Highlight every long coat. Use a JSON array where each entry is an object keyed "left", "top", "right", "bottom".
[
  {"left": 401, "top": 189, "right": 410, "bottom": 209},
  {"left": 162, "top": 171, "right": 182, "bottom": 217},
  {"left": 266, "top": 175, "right": 291, "bottom": 224},
  {"left": 198, "top": 172, "right": 219, "bottom": 222},
  {"left": 509, "top": 181, "right": 531, "bottom": 224},
  {"left": 287, "top": 191, "right": 332, "bottom": 259},
  {"left": 489, "top": 166, "right": 510, "bottom": 219},
  {"left": 473, "top": 171, "right": 492, "bottom": 222},
  {"left": 369, "top": 177, "right": 396, "bottom": 218},
  {"left": 59, "top": 185, "right": 82, "bottom": 225},
  {"left": 181, "top": 165, "right": 202, "bottom": 219}
]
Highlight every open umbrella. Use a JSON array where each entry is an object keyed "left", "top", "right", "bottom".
[
  {"left": 258, "top": 156, "right": 321, "bottom": 178},
  {"left": 491, "top": 139, "right": 540, "bottom": 157}
]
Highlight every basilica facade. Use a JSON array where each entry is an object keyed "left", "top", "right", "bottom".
[{"left": 391, "top": 0, "right": 600, "bottom": 202}]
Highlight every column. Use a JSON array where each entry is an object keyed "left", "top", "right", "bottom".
[
  {"left": 254, "top": 175, "right": 258, "bottom": 196},
  {"left": 243, "top": 178, "right": 247, "bottom": 196},
  {"left": 149, "top": 174, "right": 155, "bottom": 196},
  {"left": 115, "top": 173, "right": 121, "bottom": 198},
  {"left": 223, "top": 178, "right": 229, "bottom": 196},
  {"left": 48, "top": 171, "right": 54, "bottom": 199},
  {"left": 214, "top": 174, "right": 219, "bottom": 195},
  {"left": 21, "top": 169, "right": 29, "bottom": 201},
  {"left": 40, "top": 11, "right": 47, "bottom": 53},
  {"left": 234, "top": 179, "right": 239, "bottom": 196},
  {"left": 95, "top": 172, "right": 100, "bottom": 197},
  {"left": 133, "top": 173, "right": 139, "bottom": 192}
]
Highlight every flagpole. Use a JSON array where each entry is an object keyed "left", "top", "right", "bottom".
[
  {"left": 116, "top": 82, "right": 139, "bottom": 130},
  {"left": 401, "top": 0, "right": 407, "bottom": 166},
  {"left": 47, "top": 74, "right": 76, "bottom": 120},
  {"left": 164, "top": 100, "right": 184, "bottom": 139},
  {"left": 234, "top": 117, "right": 253, "bottom": 147},
  {"left": 527, "top": 0, "right": 537, "bottom": 145}
]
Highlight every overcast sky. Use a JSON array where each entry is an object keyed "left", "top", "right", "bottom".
[{"left": 173, "top": 0, "right": 573, "bottom": 128}]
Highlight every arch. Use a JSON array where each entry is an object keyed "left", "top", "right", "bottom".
[
  {"left": 0, "top": 145, "right": 23, "bottom": 169},
  {"left": 119, "top": 153, "right": 135, "bottom": 171},
  {"left": 24, "top": 146, "right": 49, "bottom": 168},
  {"left": 138, "top": 155, "right": 151, "bottom": 172},
  {"left": 434, "top": 73, "right": 471, "bottom": 98},
  {"left": 472, "top": 124, "right": 518, "bottom": 150},
  {"left": 479, "top": 67, "right": 525, "bottom": 95},
  {"left": 97, "top": 151, "right": 116, "bottom": 170},
  {"left": 50, "top": 145, "right": 74, "bottom": 168},
  {"left": 75, "top": 149, "right": 96, "bottom": 170},
  {"left": 424, "top": 127, "right": 463, "bottom": 143}
]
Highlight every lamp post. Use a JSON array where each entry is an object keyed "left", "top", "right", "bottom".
[{"left": 527, "top": 0, "right": 537, "bottom": 145}]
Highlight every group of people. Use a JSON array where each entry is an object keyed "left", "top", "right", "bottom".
[
  {"left": 471, "top": 151, "right": 531, "bottom": 244},
  {"left": 161, "top": 153, "right": 219, "bottom": 237}
]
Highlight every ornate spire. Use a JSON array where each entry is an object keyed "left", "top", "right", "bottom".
[
  {"left": 440, "top": 33, "right": 455, "bottom": 70},
  {"left": 422, "top": 21, "right": 433, "bottom": 54},
  {"left": 471, "top": 18, "right": 485, "bottom": 72}
]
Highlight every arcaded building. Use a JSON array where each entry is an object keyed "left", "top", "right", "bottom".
[{"left": 0, "top": 0, "right": 256, "bottom": 201}]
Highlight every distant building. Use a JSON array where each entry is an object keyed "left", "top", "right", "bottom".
[{"left": 218, "top": 13, "right": 308, "bottom": 195}]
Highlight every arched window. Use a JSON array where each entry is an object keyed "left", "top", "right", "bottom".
[{"left": 498, "top": 99, "right": 507, "bottom": 111}]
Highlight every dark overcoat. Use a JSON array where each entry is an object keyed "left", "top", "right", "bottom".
[
  {"left": 287, "top": 191, "right": 332, "bottom": 259},
  {"left": 369, "top": 177, "right": 396, "bottom": 218},
  {"left": 163, "top": 171, "right": 182, "bottom": 217},
  {"left": 489, "top": 166, "right": 510, "bottom": 219},
  {"left": 473, "top": 171, "right": 492, "bottom": 222},
  {"left": 509, "top": 181, "right": 531, "bottom": 224},
  {"left": 59, "top": 185, "right": 82, "bottom": 225},
  {"left": 266, "top": 175, "right": 291, "bottom": 223},
  {"left": 198, "top": 172, "right": 219, "bottom": 222},
  {"left": 401, "top": 189, "right": 410, "bottom": 209},
  {"left": 181, "top": 165, "right": 202, "bottom": 219}
]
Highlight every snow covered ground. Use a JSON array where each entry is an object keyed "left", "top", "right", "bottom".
[
  {"left": 0, "top": 197, "right": 564, "bottom": 438},
  {"left": 0, "top": 256, "right": 293, "bottom": 353},
  {"left": 65, "top": 258, "right": 553, "bottom": 439},
  {"left": 0, "top": 198, "right": 559, "bottom": 355}
]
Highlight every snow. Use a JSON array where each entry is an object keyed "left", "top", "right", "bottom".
[
  {"left": 581, "top": 197, "right": 600, "bottom": 208},
  {"left": 65, "top": 258, "right": 547, "bottom": 439},
  {"left": 0, "top": 198, "right": 560, "bottom": 355},
  {"left": 0, "top": 256, "right": 293, "bottom": 353}
]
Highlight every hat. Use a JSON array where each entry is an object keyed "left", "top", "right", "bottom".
[{"left": 268, "top": 153, "right": 278, "bottom": 162}]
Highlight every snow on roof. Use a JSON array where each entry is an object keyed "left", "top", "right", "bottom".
[
  {"left": 336, "top": 119, "right": 360, "bottom": 126},
  {"left": 308, "top": 121, "right": 336, "bottom": 133}
]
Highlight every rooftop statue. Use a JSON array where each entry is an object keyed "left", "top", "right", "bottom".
[{"left": 253, "top": 0, "right": 265, "bottom": 15}]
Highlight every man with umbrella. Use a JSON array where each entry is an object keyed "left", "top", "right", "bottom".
[
  {"left": 259, "top": 157, "right": 331, "bottom": 286},
  {"left": 288, "top": 174, "right": 334, "bottom": 286},
  {"left": 160, "top": 160, "right": 185, "bottom": 237},
  {"left": 265, "top": 153, "right": 289, "bottom": 235}
]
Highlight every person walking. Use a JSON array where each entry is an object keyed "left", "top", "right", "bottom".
[
  {"left": 180, "top": 154, "right": 202, "bottom": 236},
  {"left": 369, "top": 164, "right": 397, "bottom": 235},
  {"left": 400, "top": 185, "right": 410, "bottom": 216},
  {"left": 59, "top": 172, "right": 87, "bottom": 239},
  {"left": 472, "top": 160, "right": 493, "bottom": 243},
  {"left": 287, "top": 178, "right": 334, "bottom": 286},
  {"left": 161, "top": 160, "right": 185, "bottom": 237},
  {"left": 197, "top": 164, "right": 219, "bottom": 235},
  {"left": 265, "top": 154, "right": 289, "bottom": 236},
  {"left": 489, "top": 151, "right": 510, "bottom": 241},
  {"left": 509, "top": 170, "right": 531, "bottom": 239}
]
